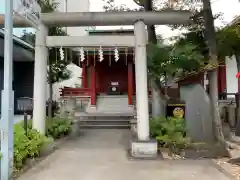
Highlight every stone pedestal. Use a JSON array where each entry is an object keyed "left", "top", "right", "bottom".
[
  {"left": 131, "top": 139, "right": 158, "bottom": 159},
  {"left": 69, "top": 120, "right": 80, "bottom": 139},
  {"left": 66, "top": 97, "right": 76, "bottom": 119},
  {"left": 87, "top": 105, "right": 97, "bottom": 113},
  {"left": 130, "top": 119, "right": 137, "bottom": 134},
  {"left": 59, "top": 99, "right": 68, "bottom": 118}
]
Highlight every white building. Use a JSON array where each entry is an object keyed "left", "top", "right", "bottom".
[
  {"left": 55, "top": 0, "right": 90, "bottom": 36},
  {"left": 225, "top": 56, "right": 238, "bottom": 97},
  {"left": 224, "top": 16, "right": 240, "bottom": 98}
]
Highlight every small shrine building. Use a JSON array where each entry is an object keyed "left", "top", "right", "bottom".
[{"left": 61, "top": 29, "right": 141, "bottom": 107}]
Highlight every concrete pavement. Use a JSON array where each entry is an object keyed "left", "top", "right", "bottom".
[{"left": 17, "top": 129, "right": 230, "bottom": 180}]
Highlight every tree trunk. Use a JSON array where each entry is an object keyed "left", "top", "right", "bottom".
[
  {"left": 143, "top": 0, "right": 157, "bottom": 44},
  {"left": 48, "top": 81, "right": 53, "bottom": 118},
  {"left": 144, "top": 0, "right": 165, "bottom": 117},
  {"left": 48, "top": 56, "right": 53, "bottom": 119},
  {"left": 202, "top": 0, "right": 225, "bottom": 142}
]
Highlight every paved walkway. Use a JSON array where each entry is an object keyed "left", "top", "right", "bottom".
[{"left": 17, "top": 129, "right": 230, "bottom": 180}]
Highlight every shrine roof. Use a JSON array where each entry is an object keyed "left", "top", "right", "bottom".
[{"left": 0, "top": 28, "right": 34, "bottom": 51}]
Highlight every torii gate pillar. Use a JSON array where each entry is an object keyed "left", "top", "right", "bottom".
[
  {"left": 131, "top": 20, "right": 158, "bottom": 158},
  {"left": 32, "top": 24, "right": 48, "bottom": 134},
  {"left": 134, "top": 20, "right": 149, "bottom": 141}
]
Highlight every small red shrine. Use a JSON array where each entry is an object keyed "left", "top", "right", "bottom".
[{"left": 61, "top": 29, "right": 139, "bottom": 106}]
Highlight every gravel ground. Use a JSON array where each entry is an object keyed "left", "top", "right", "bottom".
[{"left": 213, "top": 158, "right": 240, "bottom": 180}]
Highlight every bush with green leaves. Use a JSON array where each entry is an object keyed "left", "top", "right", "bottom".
[
  {"left": 14, "top": 124, "right": 51, "bottom": 169},
  {"left": 149, "top": 117, "right": 190, "bottom": 151},
  {"left": 46, "top": 117, "right": 72, "bottom": 139},
  {"left": 20, "top": 117, "right": 72, "bottom": 139}
]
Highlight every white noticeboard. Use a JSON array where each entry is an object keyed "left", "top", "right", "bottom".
[{"left": 13, "top": 0, "right": 41, "bottom": 28}]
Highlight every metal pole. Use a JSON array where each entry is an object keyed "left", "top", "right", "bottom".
[
  {"left": 64, "top": 0, "right": 67, "bottom": 33},
  {"left": 1, "top": 0, "right": 14, "bottom": 179},
  {"left": 24, "top": 112, "right": 28, "bottom": 136},
  {"left": 64, "top": 0, "right": 68, "bottom": 61}
]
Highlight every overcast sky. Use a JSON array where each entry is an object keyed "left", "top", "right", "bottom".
[
  {"left": 89, "top": 0, "right": 240, "bottom": 40},
  {"left": 0, "top": 0, "right": 239, "bottom": 38}
]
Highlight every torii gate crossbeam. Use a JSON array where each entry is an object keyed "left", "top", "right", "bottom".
[{"left": 0, "top": 10, "right": 193, "bottom": 27}]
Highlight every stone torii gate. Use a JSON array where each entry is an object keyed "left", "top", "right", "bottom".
[{"left": 0, "top": 10, "right": 192, "bottom": 157}]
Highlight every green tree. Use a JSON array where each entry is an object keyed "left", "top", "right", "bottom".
[
  {"left": 147, "top": 38, "right": 204, "bottom": 83},
  {"left": 20, "top": 0, "right": 72, "bottom": 118},
  {"left": 217, "top": 25, "right": 240, "bottom": 67},
  {"left": 199, "top": 0, "right": 225, "bottom": 142},
  {"left": 102, "top": 0, "right": 234, "bottom": 143}
]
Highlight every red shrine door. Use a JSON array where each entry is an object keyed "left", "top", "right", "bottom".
[{"left": 96, "top": 60, "right": 129, "bottom": 94}]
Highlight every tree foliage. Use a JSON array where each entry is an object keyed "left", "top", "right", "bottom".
[
  {"left": 102, "top": 0, "right": 240, "bottom": 78},
  {"left": 147, "top": 23, "right": 240, "bottom": 81},
  {"left": 20, "top": 0, "right": 71, "bottom": 84},
  {"left": 147, "top": 41, "right": 204, "bottom": 81},
  {"left": 217, "top": 24, "right": 240, "bottom": 58}
]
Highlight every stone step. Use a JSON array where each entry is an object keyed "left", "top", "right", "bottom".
[
  {"left": 96, "top": 96, "right": 131, "bottom": 115},
  {"left": 75, "top": 113, "right": 132, "bottom": 129},
  {"left": 75, "top": 112, "right": 134, "bottom": 117},
  {"left": 98, "top": 106, "right": 131, "bottom": 108},
  {"left": 98, "top": 103, "right": 127, "bottom": 105},
  {"left": 97, "top": 109, "right": 131, "bottom": 111},
  {"left": 97, "top": 109, "right": 132, "bottom": 112},
  {"left": 96, "top": 111, "right": 133, "bottom": 114},
  {"left": 77, "top": 116, "right": 132, "bottom": 121},
  {"left": 97, "top": 104, "right": 130, "bottom": 107},
  {"left": 79, "top": 124, "right": 130, "bottom": 129},
  {"left": 79, "top": 119, "right": 130, "bottom": 126}
]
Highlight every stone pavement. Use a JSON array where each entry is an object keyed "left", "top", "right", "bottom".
[{"left": 17, "top": 129, "right": 230, "bottom": 180}]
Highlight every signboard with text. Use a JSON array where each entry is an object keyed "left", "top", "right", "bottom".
[{"left": 13, "top": 0, "right": 41, "bottom": 28}]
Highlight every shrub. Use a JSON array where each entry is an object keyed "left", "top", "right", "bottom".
[
  {"left": 149, "top": 117, "right": 190, "bottom": 151},
  {"left": 19, "top": 117, "right": 72, "bottom": 139},
  {"left": 46, "top": 117, "right": 72, "bottom": 139},
  {"left": 26, "top": 129, "right": 49, "bottom": 158},
  {"left": 14, "top": 124, "right": 30, "bottom": 168},
  {"left": 14, "top": 124, "right": 51, "bottom": 169}
]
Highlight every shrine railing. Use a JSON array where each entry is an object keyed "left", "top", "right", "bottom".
[
  {"left": 60, "top": 87, "right": 152, "bottom": 97},
  {"left": 60, "top": 88, "right": 92, "bottom": 97}
]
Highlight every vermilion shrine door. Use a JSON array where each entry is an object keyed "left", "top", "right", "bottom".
[{"left": 96, "top": 58, "right": 128, "bottom": 94}]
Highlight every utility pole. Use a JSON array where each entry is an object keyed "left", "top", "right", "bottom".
[
  {"left": 1, "top": 0, "right": 14, "bottom": 179},
  {"left": 64, "top": 0, "right": 68, "bottom": 33}
]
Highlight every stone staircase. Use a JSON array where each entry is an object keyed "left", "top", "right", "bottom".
[
  {"left": 75, "top": 95, "right": 134, "bottom": 129},
  {"left": 75, "top": 114, "right": 132, "bottom": 129},
  {"left": 95, "top": 95, "right": 133, "bottom": 114}
]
